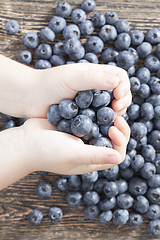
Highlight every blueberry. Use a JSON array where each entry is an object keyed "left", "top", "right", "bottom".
[
  {"left": 77, "top": 59, "right": 89, "bottom": 63},
  {"left": 155, "top": 44, "right": 160, "bottom": 59},
  {"left": 127, "top": 138, "right": 137, "bottom": 151},
  {"left": 138, "top": 118, "right": 154, "bottom": 133},
  {"left": 101, "top": 47, "right": 119, "bottom": 64},
  {"left": 83, "top": 204, "right": 99, "bottom": 220},
  {"left": 105, "top": 11, "right": 118, "bottom": 25},
  {"left": 79, "top": 20, "right": 94, "bottom": 36},
  {"left": 64, "top": 39, "right": 82, "bottom": 55},
  {"left": 36, "top": 171, "right": 48, "bottom": 177},
  {"left": 40, "top": 27, "right": 55, "bottom": 42},
  {"left": 148, "top": 174, "right": 160, "bottom": 188},
  {"left": 28, "top": 210, "right": 43, "bottom": 226},
  {"left": 81, "top": 0, "right": 96, "bottom": 12},
  {"left": 71, "top": 9, "right": 86, "bottom": 24},
  {"left": 133, "top": 195, "right": 149, "bottom": 214},
  {"left": 112, "top": 209, "right": 129, "bottom": 225},
  {"left": 0, "top": 113, "right": 12, "bottom": 121},
  {"left": 54, "top": 177, "right": 68, "bottom": 193},
  {"left": 141, "top": 102, "right": 154, "bottom": 121},
  {"left": 116, "top": 50, "right": 135, "bottom": 70},
  {"left": 18, "top": 50, "right": 32, "bottom": 64},
  {"left": 57, "top": 119, "right": 72, "bottom": 134},
  {"left": 2, "top": 119, "right": 15, "bottom": 130},
  {"left": 47, "top": 104, "right": 62, "bottom": 126},
  {"left": 97, "top": 106, "right": 115, "bottom": 125},
  {"left": 115, "top": 33, "right": 131, "bottom": 51},
  {"left": 92, "top": 91, "right": 111, "bottom": 108},
  {"left": 119, "top": 154, "right": 131, "bottom": 169},
  {"left": 142, "top": 144, "right": 156, "bottom": 162},
  {"left": 136, "top": 68, "right": 150, "bottom": 85},
  {"left": 79, "top": 108, "right": 96, "bottom": 122},
  {"left": 59, "top": 99, "right": 78, "bottom": 119},
  {"left": 147, "top": 204, "right": 160, "bottom": 220},
  {"left": 35, "top": 59, "right": 52, "bottom": 69},
  {"left": 144, "top": 54, "right": 160, "bottom": 73},
  {"left": 131, "top": 154, "right": 145, "bottom": 171},
  {"left": 154, "top": 118, "right": 160, "bottom": 130},
  {"left": 117, "top": 193, "right": 134, "bottom": 209},
  {"left": 83, "top": 122, "right": 100, "bottom": 140},
  {"left": 127, "top": 149, "right": 137, "bottom": 160},
  {"left": 81, "top": 180, "right": 94, "bottom": 192},
  {"left": 99, "top": 25, "right": 117, "bottom": 43},
  {"left": 86, "top": 36, "right": 104, "bottom": 54},
  {"left": 50, "top": 55, "right": 65, "bottom": 66},
  {"left": 145, "top": 28, "right": 160, "bottom": 45},
  {"left": 102, "top": 166, "right": 119, "bottom": 181},
  {"left": 137, "top": 42, "right": 152, "bottom": 58},
  {"left": 68, "top": 175, "right": 81, "bottom": 191},
  {"left": 128, "top": 176, "right": 147, "bottom": 196},
  {"left": 100, "top": 121, "right": 114, "bottom": 137},
  {"left": 66, "top": 191, "right": 83, "bottom": 208},
  {"left": 136, "top": 135, "right": 148, "bottom": 151},
  {"left": 63, "top": 24, "right": 80, "bottom": 40},
  {"left": 128, "top": 212, "right": 143, "bottom": 227},
  {"left": 147, "top": 187, "right": 160, "bottom": 204},
  {"left": 35, "top": 43, "right": 52, "bottom": 60},
  {"left": 99, "top": 210, "right": 112, "bottom": 224},
  {"left": 153, "top": 154, "right": 160, "bottom": 173},
  {"left": 23, "top": 32, "right": 39, "bottom": 49},
  {"left": 71, "top": 114, "right": 92, "bottom": 137},
  {"left": 75, "top": 90, "right": 93, "bottom": 109},
  {"left": 83, "top": 191, "right": 100, "bottom": 206},
  {"left": 140, "top": 162, "right": 156, "bottom": 180},
  {"left": 128, "top": 65, "right": 135, "bottom": 77},
  {"left": 115, "top": 179, "right": 128, "bottom": 194},
  {"left": 49, "top": 16, "right": 66, "bottom": 33},
  {"left": 127, "top": 104, "right": 140, "bottom": 120},
  {"left": 35, "top": 181, "right": 52, "bottom": 199},
  {"left": 138, "top": 83, "right": 151, "bottom": 99},
  {"left": 53, "top": 42, "right": 66, "bottom": 56},
  {"left": 130, "top": 122, "right": 147, "bottom": 141},
  {"left": 130, "top": 29, "right": 144, "bottom": 46},
  {"left": 146, "top": 93, "right": 160, "bottom": 107},
  {"left": 157, "top": 69, "right": 160, "bottom": 78},
  {"left": 19, "top": 118, "right": 28, "bottom": 126},
  {"left": 5, "top": 19, "right": 19, "bottom": 34},
  {"left": 128, "top": 47, "right": 139, "bottom": 62},
  {"left": 47, "top": 207, "right": 63, "bottom": 223},
  {"left": 93, "top": 178, "right": 108, "bottom": 194},
  {"left": 81, "top": 171, "right": 98, "bottom": 183},
  {"left": 115, "top": 19, "right": 130, "bottom": 33},
  {"left": 84, "top": 53, "right": 99, "bottom": 64},
  {"left": 99, "top": 196, "right": 116, "bottom": 211},
  {"left": 148, "top": 219, "right": 160, "bottom": 237},
  {"left": 148, "top": 76, "right": 160, "bottom": 94},
  {"left": 103, "top": 181, "right": 118, "bottom": 199},
  {"left": 56, "top": 1, "right": 72, "bottom": 18},
  {"left": 92, "top": 12, "right": 106, "bottom": 28}
]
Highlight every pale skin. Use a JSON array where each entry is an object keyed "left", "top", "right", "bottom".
[{"left": 0, "top": 54, "right": 132, "bottom": 190}]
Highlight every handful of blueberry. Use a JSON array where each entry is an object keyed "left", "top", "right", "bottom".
[{"left": 3, "top": 0, "right": 160, "bottom": 237}]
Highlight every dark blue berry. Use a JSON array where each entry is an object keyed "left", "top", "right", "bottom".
[
  {"left": 99, "top": 210, "right": 112, "bottom": 223},
  {"left": 71, "top": 9, "right": 86, "bottom": 24},
  {"left": 145, "top": 28, "right": 160, "bottom": 45},
  {"left": 35, "top": 59, "right": 52, "bottom": 69},
  {"left": 148, "top": 219, "right": 160, "bottom": 237},
  {"left": 79, "top": 20, "right": 94, "bottom": 36},
  {"left": 56, "top": 1, "right": 72, "bottom": 18},
  {"left": 75, "top": 90, "right": 93, "bottom": 109},
  {"left": 23, "top": 32, "right": 39, "bottom": 49},
  {"left": 83, "top": 191, "right": 100, "bottom": 206},
  {"left": 99, "top": 25, "right": 117, "bottom": 43},
  {"left": 86, "top": 36, "right": 104, "bottom": 54},
  {"left": 128, "top": 212, "right": 143, "bottom": 227},
  {"left": 133, "top": 195, "right": 149, "bottom": 214},
  {"left": 129, "top": 176, "right": 147, "bottom": 197},
  {"left": 117, "top": 193, "right": 134, "bottom": 209},
  {"left": 47, "top": 104, "right": 62, "bottom": 125},
  {"left": 81, "top": 0, "right": 96, "bottom": 13},
  {"left": 28, "top": 210, "right": 43, "bottom": 226},
  {"left": 92, "top": 12, "right": 106, "bottom": 28},
  {"left": 112, "top": 209, "right": 129, "bottom": 225},
  {"left": 105, "top": 11, "right": 118, "bottom": 25},
  {"left": 59, "top": 99, "right": 78, "bottom": 119},
  {"left": 18, "top": 50, "right": 32, "bottom": 64},
  {"left": 115, "top": 19, "right": 130, "bottom": 33},
  {"left": 144, "top": 54, "right": 160, "bottom": 73},
  {"left": 54, "top": 177, "right": 68, "bottom": 193},
  {"left": 5, "top": 20, "right": 19, "bottom": 34},
  {"left": 130, "top": 29, "right": 144, "bottom": 46},
  {"left": 49, "top": 16, "right": 66, "bottom": 33},
  {"left": 66, "top": 191, "right": 83, "bottom": 208},
  {"left": 35, "top": 181, "right": 52, "bottom": 199},
  {"left": 47, "top": 207, "right": 63, "bottom": 223},
  {"left": 68, "top": 175, "right": 81, "bottom": 191},
  {"left": 40, "top": 27, "right": 55, "bottom": 42}
]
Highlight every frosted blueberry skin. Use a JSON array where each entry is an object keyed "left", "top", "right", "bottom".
[
  {"left": 35, "top": 43, "right": 52, "bottom": 60},
  {"left": 2, "top": 120, "right": 15, "bottom": 130},
  {"left": 56, "top": 1, "right": 72, "bottom": 18},
  {"left": 140, "top": 162, "right": 156, "bottom": 179},
  {"left": 99, "top": 211, "right": 112, "bottom": 224},
  {"left": 148, "top": 219, "right": 160, "bottom": 237},
  {"left": 84, "top": 53, "right": 99, "bottom": 64},
  {"left": 69, "top": 46, "right": 85, "bottom": 61},
  {"left": 127, "top": 104, "right": 140, "bottom": 121},
  {"left": 23, "top": 32, "right": 39, "bottom": 49},
  {"left": 119, "top": 154, "right": 131, "bottom": 170},
  {"left": 54, "top": 177, "right": 68, "bottom": 193},
  {"left": 116, "top": 50, "right": 135, "bottom": 70},
  {"left": 83, "top": 191, "right": 100, "bottom": 206},
  {"left": 81, "top": 171, "right": 98, "bottom": 183},
  {"left": 137, "top": 42, "right": 152, "bottom": 58},
  {"left": 35, "top": 181, "right": 52, "bottom": 199},
  {"left": 50, "top": 55, "right": 65, "bottom": 66},
  {"left": 148, "top": 130, "right": 160, "bottom": 150},
  {"left": 148, "top": 76, "right": 160, "bottom": 94},
  {"left": 47, "top": 104, "right": 62, "bottom": 125},
  {"left": 53, "top": 42, "right": 67, "bottom": 56},
  {"left": 68, "top": 175, "right": 81, "bottom": 191},
  {"left": 136, "top": 67, "right": 151, "bottom": 84},
  {"left": 81, "top": 0, "right": 96, "bottom": 13},
  {"left": 79, "top": 20, "right": 94, "bottom": 36},
  {"left": 103, "top": 181, "right": 118, "bottom": 199},
  {"left": 40, "top": 27, "right": 55, "bottom": 42},
  {"left": 112, "top": 209, "right": 129, "bottom": 225},
  {"left": 144, "top": 54, "right": 160, "bottom": 72},
  {"left": 47, "top": 207, "right": 63, "bottom": 223},
  {"left": 129, "top": 77, "right": 141, "bottom": 93},
  {"left": 86, "top": 36, "right": 104, "bottom": 54},
  {"left": 115, "top": 179, "right": 128, "bottom": 195},
  {"left": 130, "top": 122, "right": 147, "bottom": 140},
  {"left": 18, "top": 50, "right": 32, "bottom": 64},
  {"left": 128, "top": 212, "right": 143, "bottom": 227},
  {"left": 115, "top": 19, "right": 130, "bottom": 33},
  {"left": 142, "top": 144, "right": 156, "bottom": 162},
  {"left": 105, "top": 11, "right": 118, "bottom": 25},
  {"left": 71, "top": 114, "right": 92, "bottom": 137},
  {"left": 117, "top": 193, "right": 134, "bottom": 209},
  {"left": 101, "top": 47, "right": 119, "bottom": 64},
  {"left": 49, "top": 16, "right": 66, "bottom": 33},
  {"left": 35, "top": 59, "right": 52, "bottom": 69},
  {"left": 99, "top": 197, "right": 116, "bottom": 211},
  {"left": 101, "top": 166, "right": 119, "bottom": 181},
  {"left": 57, "top": 119, "right": 72, "bottom": 134},
  {"left": 91, "top": 12, "right": 106, "bottom": 28},
  {"left": 28, "top": 210, "right": 43, "bottom": 226},
  {"left": 97, "top": 106, "right": 115, "bottom": 125},
  {"left": 58, "top": 99, "right": 78, "bottom": 119},
  {"left": 71, "top": 9, "right": 86, "bottom": 24},
  {"left": 133, "top": 195, "right": 149, "bottom": 214},
  {"left": 99, "top": 25, "right": 117, "bottom": 43},
  {"left": 145, "top": 28, "right": 160, "bottom": 45},
  {"left": 63, "top": 24, "right": 80, "bottom": 40},
  {"left": 0, "top": 113, "right": 12, "bottom": 121},
  {"left": 115, "top": 33, "right": 131, "bottom": 51},
  {"left": 5, "top": 20, "right": 19, "bottom": 34},
  {"left": 89, "top": 137, "right": 113, "bottom": 148},
  {"left": 147, "top": 205, "right": 160, "bottom": 220},
  {"left": 128, "top": 176, "right": 148, "bottom": 197},
  {"left": 83, "top": 205, "right": 99, "bottom": 220},
  {"left": 130, "top": 29, "right": 144, "bottom": 46},
  {"left": 64, "top": 38, "right": 82, "bottom": 55},
  {"left": 66, "top": 191, "right": 83, "bottom": 208}
]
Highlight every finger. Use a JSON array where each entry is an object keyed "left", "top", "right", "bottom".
[
  {"left": 112, "top": 91, "right": 132, "bottom": 113},
  {"left": 114, "top": 116, "right": 131, "bottom": 144},
  {"left": 115, "top": 108, "right": 127, "bottom": 117},
  {"left": 113, "top": 68, "right": 131, "bottom": 100}
]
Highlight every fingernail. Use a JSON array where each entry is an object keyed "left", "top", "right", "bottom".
[
  {"left": 108, "top": 155, "right": 119, "bottom": 164},
  {"left": 106, "top": 75, "right": 118, "bottom": 85},
  {"left": 117, "top": 103, "right": 125, "bottom": 111}
]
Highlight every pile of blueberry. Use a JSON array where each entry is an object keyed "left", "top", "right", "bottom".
[{"left": 3, "top": 0, "right": 160, "bottom": 237}]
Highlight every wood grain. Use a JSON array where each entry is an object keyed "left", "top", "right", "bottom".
[{"left": 0, "top": 0, "right": 160, "bottom": 239}]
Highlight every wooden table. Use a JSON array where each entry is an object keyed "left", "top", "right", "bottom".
[{"left": 0, "top": 0, "right": 160, "bottom": 239}]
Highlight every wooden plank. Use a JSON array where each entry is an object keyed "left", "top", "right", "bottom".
[{"left": 0, "top": 0, "right": 160, "bottom": 239}]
